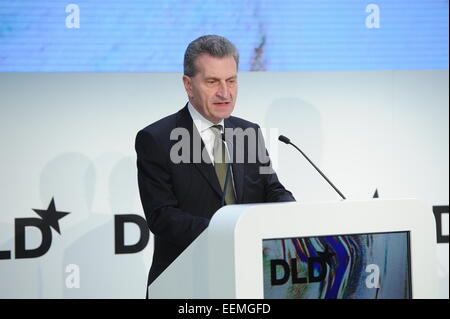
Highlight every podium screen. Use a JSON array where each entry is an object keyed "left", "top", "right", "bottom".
[{"left": 262, "top": 231, "right": 411, "bottom": 299}]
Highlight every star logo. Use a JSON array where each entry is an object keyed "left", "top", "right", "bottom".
[
  {"left": 373, "top": 188, "right": 379, "bottom": 198},
  {"left": 32, "top": 198, "right": 70, "bottom": 234}
]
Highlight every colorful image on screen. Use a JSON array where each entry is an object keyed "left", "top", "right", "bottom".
[{"left": 263, "top": 231, "right": 411, "bottom": 299}]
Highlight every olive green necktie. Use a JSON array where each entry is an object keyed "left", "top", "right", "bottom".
[{"left": 210, "top": 125, "right": 236, "bottom": 205}]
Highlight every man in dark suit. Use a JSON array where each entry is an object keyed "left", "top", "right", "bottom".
[{"left": 135, "top": 35, "right": 295, "bottom": 294}]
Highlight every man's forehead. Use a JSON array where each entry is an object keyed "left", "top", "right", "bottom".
[{"left": 195, "top": 54, "right": 237, "bottom": 77}]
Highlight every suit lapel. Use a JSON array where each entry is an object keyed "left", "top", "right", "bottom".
[{"left": 176, "top": 105, "right": 223, "bottom": 199}]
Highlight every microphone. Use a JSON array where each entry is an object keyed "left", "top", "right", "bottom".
[{"left": 278, "top": 135, "right": 346, "bottom": 200}]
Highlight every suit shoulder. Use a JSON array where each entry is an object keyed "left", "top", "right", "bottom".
[
  {"left": 135, "top": 109, "right": 183, "bottom": 153},
  {"left": 139, "top": 111, "right": 178, "bottom": 136},
  {"left": 227, "top": 115, "right": 260, "bottom": 129}
]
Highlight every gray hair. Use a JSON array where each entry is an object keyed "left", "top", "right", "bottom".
[{"left": 183, "top": 35, "right": 239, "bottom": 77}]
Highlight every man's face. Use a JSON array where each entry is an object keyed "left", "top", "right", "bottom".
[{"left": 183, "top": 54, "right": 238, "bottom": 124}]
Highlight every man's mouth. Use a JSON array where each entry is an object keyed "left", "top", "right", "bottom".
[{"left": 213, "top": 102, "right": 231, "bottom": 106}]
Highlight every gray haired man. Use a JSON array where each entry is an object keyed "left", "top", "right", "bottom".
[{"left": 135, "top": 35, "right": 295, "bottom": 297}]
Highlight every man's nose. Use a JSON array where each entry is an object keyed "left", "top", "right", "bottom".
[{"left": 216, "top": 81, "right": 229, "bottom": 99}]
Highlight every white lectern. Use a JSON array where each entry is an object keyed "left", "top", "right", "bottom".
[{"left": 148, "top": 199, "right": 437, "bottom": 299}]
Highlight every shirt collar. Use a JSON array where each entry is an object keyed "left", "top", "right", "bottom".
[{"left": 188, "top": 102, "right": 224, "bottom": 133}]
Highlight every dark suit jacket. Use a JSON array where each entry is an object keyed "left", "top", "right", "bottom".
[{"left": 135, "top": 104, "right": 295, "bottom": 289}]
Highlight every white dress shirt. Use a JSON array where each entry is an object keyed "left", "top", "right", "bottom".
[{"left": 188, "top": 102, "right": 225, "bottom": 165}]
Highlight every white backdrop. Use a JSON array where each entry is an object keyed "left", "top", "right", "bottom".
[{"left": 0, "top": 70, "right": 448, "bottom": 298}]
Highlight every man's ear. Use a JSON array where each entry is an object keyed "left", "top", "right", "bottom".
[{"left": 182, "top": 75, "right": 193, "bottom": 98}]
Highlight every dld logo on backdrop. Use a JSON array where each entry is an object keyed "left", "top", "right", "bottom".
[
  {"left": 0, "top": 198, "right": 69, "bottom": 259},
  {"left": 114, "top": 214, "right": 149, "bottom": 254},
  {"left": 0, "top": 199, "right": 446, "bottom": 260},
  {"left": 433, "top": 205, "right": 449, "bottom": 244},
  {"left": 0, "top": 198, "right": 150, "bottom": 260}
]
